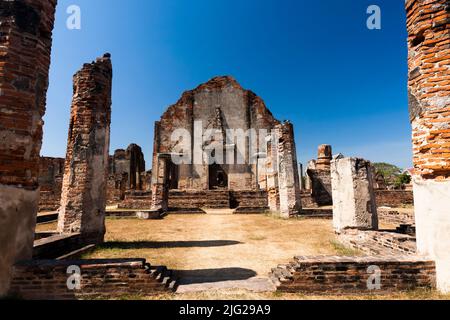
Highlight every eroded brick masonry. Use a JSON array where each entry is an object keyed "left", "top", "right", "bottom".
[
  {"left": 57, "top": 54, "right": 113, "bottom": 245},
  {"left": 406, "top": 0, "right": 450, "bottom": 293},
  {"left": 0, "top": 0, "right": 57, "bottom": 296},
  {"left": 305, "top": 145, "right": 333, "bottom": 206},
  {"left": 152, "top": 76, "right": 301, "bottom": 217},
  {"left": 38, "top": 157, "right": 64, "bottom": 211},
  {"left": 107, "top": 144, "right": 148, "bottom": 203}
]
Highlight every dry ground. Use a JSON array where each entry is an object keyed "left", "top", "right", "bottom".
[
  {"left": 35, "top": 212, "right": 449, "bottom": 300},
  {"left": 85, "top": 214, "right": 349, "bottom": 276}
]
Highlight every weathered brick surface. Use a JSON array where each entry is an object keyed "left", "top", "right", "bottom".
[
  {"left": 0, "top": 0, "right": 57, "bottom": 296},
  {"left": 338, "top": 229, "right": 417, "bottom": 256},
  {"left": 57, "top": 54, "right": 112, "bottom": 245},
  {"left": 271, "top": 255, "right": 435, "bottom": 294},
  {"left": 266, "top": 137, "right": 280, "bottom": 212},
  {"left": 0, "top": 0, "right": 57, "bottom": 187},
  {"left": 151, "top": 154, "right": 170, "bottom": 211},
  {"left": 407, "top": 0, "right": 450, "bottom": 179},
  {"left": 9, "top": 259, "right": 176, "bottom": 300},
  {"left": 117, "top": 190, "right": 152, "bottom": 209},
  {"left": 153, "top": 76, "right": 281, "bottom": 191},
  {"left": 106, "top": 144, "right": 147, "bottom": 204},
  {"left": 375, "top": 190, "right": 414, "bottom": 207},
  {"left": 331, "top": 157, "right": 378, "bottom": 232},
  {"left": 406, "top": 0, "right": 450, "bottom": 293},
  {"left": 38, "top": 157, "right": 64, "bottom": 211},
  {"left": 305, "top": 145, "right": 333, "bottom": 206},
  {"left": 276, "top": 122, "right": 302, "bottom": 217}
]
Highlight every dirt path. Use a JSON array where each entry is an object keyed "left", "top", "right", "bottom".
[{"left": 86, "top": 213, "right": 340, "bottom": 292}]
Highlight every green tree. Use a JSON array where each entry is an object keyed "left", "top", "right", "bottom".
[
  {"left": 373, "top": 162, "right": 402, "bottom": 177},
  {"left": 372, "top": 162, "right": 403, "bottom": 187},
  {"left": 394, "top": 173, "right": 412, "bottom": 189}
]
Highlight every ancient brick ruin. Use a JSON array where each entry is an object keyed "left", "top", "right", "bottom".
[
  {"left": 9, "top": 259, "right": 177, "bottom": 300},
  {"left": 331, "top": 157, "right": 378, "bottom": 233},
  {"left": 271, "top": 256, "right": 435, "bottom": 294},
  {"left": 0, "top": 0, "right": 449, "bottom": 299},
  {"left": 150, "top": 76, "right": 302, "bottom": 217},
  {"left": 38, "top": 157, "right": 65, "bottom": 211},
  {"left": 304, "top": 145, "right": 333, "bottom": 207},
  {"left": 406, "top": 0, "right": 450, "bottom": 293},
  {"left": 57, "top": 54, "right": 113, "bottom": 245},
  {"left": 275, "top": 122, "right": 302, "bottom": 217},
  {"left": 0, "top": 0, "right": 57, "bottom": 296},
  {"left": 107, "top": 144, "right": 149, "bottom": 203}
]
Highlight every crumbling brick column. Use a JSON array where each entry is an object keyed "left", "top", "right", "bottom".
[
  {"left": 57, "top": 54, "right": 113, "bottom": 245},
  {"left": 266, "top": 137, "right": 280, "bottom": 212},
  {"left": 316, "top": 144, "right": 332, "bottom": 170},
  {"left": 298, "top": 163, "right": 304, "bottom": 190},
  {"left": 0, "top": 0, "right": 57, "bottom": 296},
  {"left": 276, "top": 122, "right": 302, "bottom": 218},
  {"left": 151, "top": 154, "right": 170, "bottom": 212},
  {"left": 127, "top": 144, "right": 146, "bottom": 190},
  {"left": 306, "top": 145, "right": 333, "bottom": 206},
  {"left": 406, "top": 0, "right": 450, "bottom": 293},
  {"left": 331, "top": 157, "right": 378, "bottom": 233}
]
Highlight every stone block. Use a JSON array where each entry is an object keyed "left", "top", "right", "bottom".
[{"left": 331, "top": 157, "right": 378, "bottom": 232}]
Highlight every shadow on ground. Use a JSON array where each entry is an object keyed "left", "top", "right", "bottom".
[
  {"left": 98, "top": 240, "right": 242, "bottom": 249},
  {"left": 174, "top": 268, "right": 258, "bottom": 285}
]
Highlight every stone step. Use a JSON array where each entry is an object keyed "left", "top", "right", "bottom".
[{"left": 144, "top": 264, "right": 178, "bottom": 291}]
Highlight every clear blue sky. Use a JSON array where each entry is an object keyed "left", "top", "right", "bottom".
[{"left": 42, "top": 0, "right": 411, "bottom": 170}]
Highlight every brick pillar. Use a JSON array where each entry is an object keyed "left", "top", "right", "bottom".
[
  {"left": 151, "top": 154, "right": 170, "bottom": 212},
  {"left": 266, "top": 136, "right": 280, "bottom": 212},
  {"left": 406, "top": 0, "right": 450, "bottom": 293},
  {"left": 331, "top": 157, "right": 378, "bottom": 233},
  {"left": 316, "top": 144, "right": 332, "bottom": 170},
  {"left": 57, "top": 54, "right": 113, "bottom": 245},
  {"left": 0, "top": 0, "right": 57, "bottom": 296},
  {"left": 307, "top": 145, "right": 333, "bottom": 206},
  {"left": 276, "top": 122, "right": 302, "bottom": 218},
  {"left": 298, "top": 163, "right": 304, "bottom": 191}
]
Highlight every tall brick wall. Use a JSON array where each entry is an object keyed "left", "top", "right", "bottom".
[
  {"left": 0, "top": 0, "right": 57, "bottom": 296},
  {"left": 406, "top": 0, "right": 450, "bottom": 293},
  {"left": 58, "top": 54, "right": 113, "bottom": 245}
]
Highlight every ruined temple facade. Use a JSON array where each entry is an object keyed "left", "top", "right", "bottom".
[
  {"left": 406, "top": 0, "right": 450, "bottom": 292},
  {"left": 154, "top": 76, "right": 280, "bottom": 191},
  {"left": 152, "top": 76, "right": 301, "bottom": 216}
]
